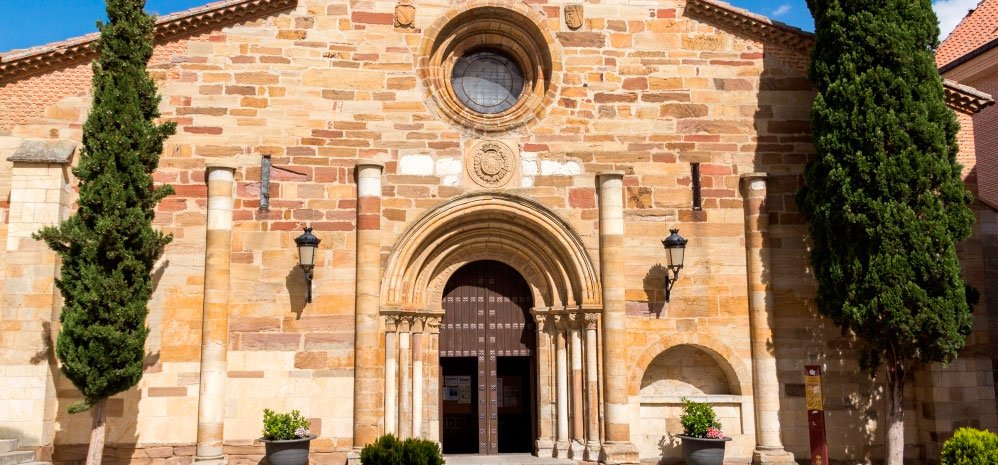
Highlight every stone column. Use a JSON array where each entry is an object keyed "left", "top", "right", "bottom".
[
  {"left": 555, "top": 319, "right": 570, "bottom": 456},
  {"left": 398, "top": 321, "right": 412, "bottom": 439},
  {"left": 353, "top": 162, "right": 383, "bottom": 450},
  {"left": 412, "top": 321, "right": 424, "bottom": 438},
  {"left": 0, "top": 139, "right": 74, "bottom": 454},
  {"left": 741, "top": 173, "right": 795, "bottom": 465},
  {"left": 424, "top": 316, "right": 442, "bottom": 442},
  {"left": 570, "top": 315, "right": 585, "bottom": 458},
  {"left": 196, "top": 165, "right": 236, "bottom": 464},
  {"left": 584, "top": 313, "right": 601, "bottom": 460},
  {"left": 597, "top": 172, "right": 638, "bottom": 465},
  {"left": 534, "top": 312, "right": 555, "bottom": 457},
  {"left": 384, "top": 316, "right": 399, "bottom": 436}
]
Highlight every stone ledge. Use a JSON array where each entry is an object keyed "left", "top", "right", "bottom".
[{"left": 8, "top": 139, "right": 75, "bottom": 164}]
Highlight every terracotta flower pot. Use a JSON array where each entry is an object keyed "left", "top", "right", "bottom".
[
  {"left": 678, "top": 435, "right": 731, "bottom": 465},
  {"left": 261, "top": 435, "right": 315, "bottom": 465}
]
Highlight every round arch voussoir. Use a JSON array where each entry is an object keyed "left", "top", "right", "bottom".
[{"left": 381, "top": 192, "right": 600, "bottom": 314}]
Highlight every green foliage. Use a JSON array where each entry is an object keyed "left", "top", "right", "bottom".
[
  {"left": 799, "top": 0, "right": 975, "bottom": 374},
  {"left": 360, "top": 434, "right": 443, "bottom": 465},
  {"left": 401, "top": 438, "right": 444, "bottom": 465},
  {"left": 262, "top": 409, "right": 311, "bottom": 440},
  {"left": 33, "top": 0, "right": 175, "bottom": 412},
  {"left": 360, "top": 434, "right": 403, "bottom": 465},
  {"left": 940, "top": 428, "right": 998, "bottom": 465},
  {"left": 679, "top": 398, "right": 720, "bottom": 438}
]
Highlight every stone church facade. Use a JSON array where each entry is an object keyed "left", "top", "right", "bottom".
[{"left": 0, "top": 0, "right": 996, "bottom": 464}]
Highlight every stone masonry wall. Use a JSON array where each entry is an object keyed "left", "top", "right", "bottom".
[{"left": 0, "top": 0, "right": 994, "bottom": 464}]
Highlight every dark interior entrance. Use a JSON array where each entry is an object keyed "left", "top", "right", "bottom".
[{"left": 439, "top": 260, "right": 536, "bottom": 455}]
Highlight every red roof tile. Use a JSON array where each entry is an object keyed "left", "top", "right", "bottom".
[{"left": 937, "top": 0, "right": 998, "bottom": 68}]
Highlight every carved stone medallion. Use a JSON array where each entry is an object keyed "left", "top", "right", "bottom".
[
  {"left": 565, "top": 5, "right": 583, "bottom": 30},
  {"left": 467, "top": 140, "right": 516, "bottom": 187},
  {"left": 395, "top": 1, "right": 416, "bottom": 29}
]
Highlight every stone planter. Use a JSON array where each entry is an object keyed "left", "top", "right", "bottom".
[
  {"left": 678, "top": 435, "right": 731, "bottom": 465},
  {"left": 261, "top": 435, "right": 315, "bottom": 465}
]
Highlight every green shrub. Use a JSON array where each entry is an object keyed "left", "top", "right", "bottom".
[
  {"left": 360, "top": 434, "right": 443, "bottom": 465},
  {"left": 679, "top": 398, "right": 721, "bottom": 438},
  {"left": 940, "top": 427, "right": 998, "bottom": 465},
  {"left": 262, "top": 409, "right": 311, "bottom": 440},
  {"left": 402, "top": 438, "right": 444, "bottom": 465}
]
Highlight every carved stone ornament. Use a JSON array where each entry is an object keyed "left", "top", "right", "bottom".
[
  {"left": 395, "top": 1, "right": 415, "bottom": 29},
  {"left": 468, "top": 140, "right": 516, "bottom": 187},
  {"left": 565, "top": 5, "right": 583, "bottom": 30}
]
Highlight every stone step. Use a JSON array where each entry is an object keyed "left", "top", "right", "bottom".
[
  {"left": 22, "top": 462, "right": 52, "bottom": 465},
  {"left": 0, "top": 441, "right": 15, "bottom": 454},
  {"left": 0, "top": 451, "right": 36, "bottom": 465}
]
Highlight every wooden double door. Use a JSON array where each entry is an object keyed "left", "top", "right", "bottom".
[{"left": 439, "top": 260, "right": 536, "bottom": 454}]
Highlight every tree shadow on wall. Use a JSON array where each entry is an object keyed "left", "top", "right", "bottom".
[
  {"left": 747, "top": 47, "right": 883, "bottom": 463},
  {"left": 642, "top": 264, "right": 667, "bottom": 318},
  {"left": 50, "top": 353, "right": 157, "bottom": 465}
]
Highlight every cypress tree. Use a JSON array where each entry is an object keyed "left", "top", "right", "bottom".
[
  {"left": 800, "top": 1, "right": 976, "bottom": 464},
  {"left": 34, "top": 1, "right": 174, "bottom": 464}
]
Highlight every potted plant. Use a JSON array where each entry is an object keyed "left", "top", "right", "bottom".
[
  {"left": 677, "top": 398, "right": 731, "bottom": 465},
  {"left": 261, "top": 409, "right": 315, "bottom": 465}
]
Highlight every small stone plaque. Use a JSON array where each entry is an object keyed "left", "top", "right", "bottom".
[
  {"left": 565, "top": 5, "right": 584, "bottom": 30},
  {"left": 395, "top": 1, "right": 415, "bottom": 29},
  {"left": 466, "top": 140, "right": 517, "bottom": 188}
]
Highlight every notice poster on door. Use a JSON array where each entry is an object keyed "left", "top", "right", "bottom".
[{"left": 457, "top": 376, "right": 472, "bottom": 404}]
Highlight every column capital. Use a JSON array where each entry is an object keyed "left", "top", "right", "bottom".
[
  {"left": 385, "top": 316, "right": 400, "bottom": 332},
  {"left": 740, "top": 173, "right": 769, "bottom": 198},
  {"left": 739, "top": 171, "right": 769, "bottom": 181},
  {"left": 425, "top": 315, "right": 441, "bottom": 334},
  {"left": 596, "top": 170, "right": 625, "bottom": 180},
  {"left": 205, "top": 162, "right": 238, "bottom": 171},
  {"left": 356, "top": 160, "right": 385, "bottom": 170}
]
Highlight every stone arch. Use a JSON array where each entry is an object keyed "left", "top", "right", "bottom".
[
  {"left": 628, "top": 333, "right": 752, "bottom": 397},
  {"left": 381, "top": 192, "right": 600, "bottom": 313}
]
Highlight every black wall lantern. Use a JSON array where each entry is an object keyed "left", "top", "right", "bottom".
[
  {"left": 661, "top": 228, "right": 688, "bottom": 303},
  {"left": 294, "top": 227, "right": 320, "bottom": 303}
]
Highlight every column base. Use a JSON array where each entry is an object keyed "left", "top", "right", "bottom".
[
  {"left": 193, "top": 458, "right": 227, "bottom": 465},
  {"left": 599, "top": 441, "right": 639, "bottom": 465},
  {"left": 753, "top": 447, "right": 795, "bottom": 465},
  {"left": 535, "top": 439, "right": 555, "bottom": 458},
  {"left": 568, "top": 440, "right": 586, "bottom": 459},
  {"left": 346, "top": 449, "right": 361, "bottom": 465},
  {"left": 554, "top": 441, "right": 571, "bottom": 458},
  {"left": 584, "top": 441, "right": 601, "bottom": 462}
]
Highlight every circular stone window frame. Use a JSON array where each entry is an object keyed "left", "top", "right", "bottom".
[{"left": 418, "top": 0, "right": 562, "bottom": 133}]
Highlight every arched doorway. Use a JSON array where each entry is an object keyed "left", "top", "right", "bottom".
[{"left": 439, "top": 260, "right": 536, "bottom": 454}]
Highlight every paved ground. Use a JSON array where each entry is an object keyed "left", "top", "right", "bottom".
[{"left": 442, "top": 454, "right": 577, "bottom": 465}]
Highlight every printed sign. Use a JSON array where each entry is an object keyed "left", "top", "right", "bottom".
[{"left": 805, "top": 365, "right": 829, "bottom": 465}]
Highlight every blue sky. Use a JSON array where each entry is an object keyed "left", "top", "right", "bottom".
[{"left": 0, "top": 0, "right": 974, "bottom": 54}]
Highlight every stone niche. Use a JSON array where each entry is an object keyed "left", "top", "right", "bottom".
[{"left": 633, "top": 344, "right": 753, "bottom": 464}]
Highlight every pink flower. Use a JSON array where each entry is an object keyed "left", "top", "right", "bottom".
[{"left": 706, "top": 427, "right": 724, "bottom": 439}]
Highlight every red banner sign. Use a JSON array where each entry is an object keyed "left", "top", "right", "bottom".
[{"left": 805, "top": 365, "right": 829, "bottom": 465}]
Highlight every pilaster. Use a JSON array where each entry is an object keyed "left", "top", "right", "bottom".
[
  {"left": 740, "top": 173, "right": 795, "bottom": 465},
  {"left": 597, "top": 172, "right": 638, "bottom": 465},
  {"left": 0, "top": 139, "right": 74, "bottom": 451},
  {"left": 195, "top": 164, "right": 236, "bottom": 465},
  {"left": 353, "top": 162, "right": 384, "bottom": 449}
]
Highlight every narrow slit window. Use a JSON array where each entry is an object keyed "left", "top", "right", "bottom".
[
  {"left": 260, "top": 155, "right": 271, "bottom": 210},
  {"left": 691, "top": 163, "right": 702, "bottom": 210}
]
